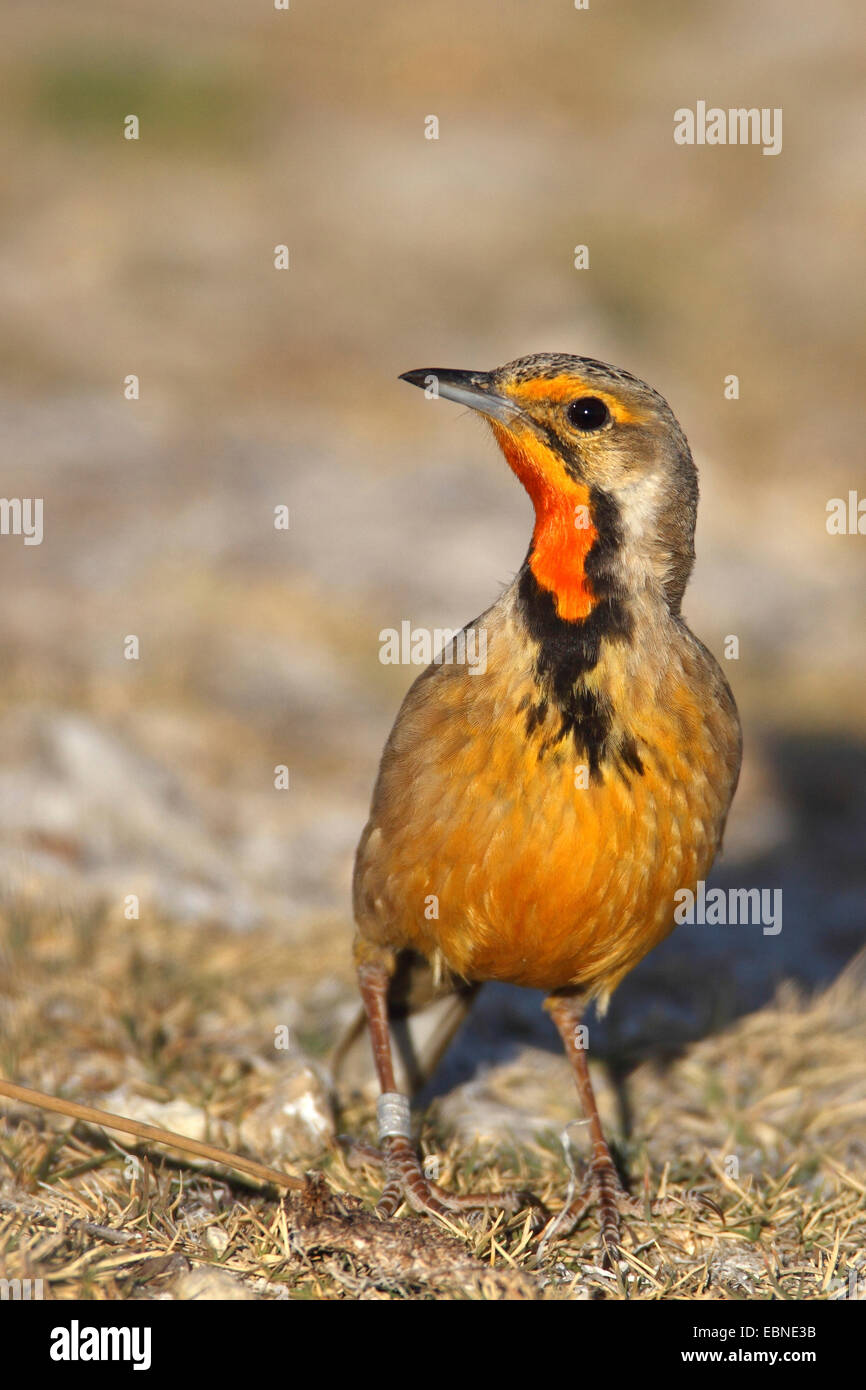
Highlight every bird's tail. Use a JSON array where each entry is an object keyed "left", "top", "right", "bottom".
[{"left": 331, "top": 949, "right": 480, "bottom": 1100}]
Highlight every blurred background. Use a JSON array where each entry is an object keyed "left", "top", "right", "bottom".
[{"left": 0, "top": 0, "right": 864, "bottom": 1086}]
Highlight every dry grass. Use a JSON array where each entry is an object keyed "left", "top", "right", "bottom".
[{"left": 1, "top": 897, "right": 864, "bottom": 1301}]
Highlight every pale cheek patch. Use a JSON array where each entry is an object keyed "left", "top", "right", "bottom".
[
  {"left": 614, "top": 470, "right": 665, "bottom": 546},
  {"left": 614, "top": 470, "right": 680, "bottom": 591}
]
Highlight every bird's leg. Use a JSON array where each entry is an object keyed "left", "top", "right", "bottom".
[
  {"left": 544, "top": 991, "right": 632, "bottom": 1258},
  {"left": 357, "top": 960, "right": 449, "bottom": 1219},
  {"left": 357, "top": 960, "right": 546, "bottom": 1226}
]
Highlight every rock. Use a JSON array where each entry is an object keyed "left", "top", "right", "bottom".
[
  {"left": 434, "top": 1048, "right": 586, "bottom": 1148},
  {"left": 237, "top": 1059, "right": 335, "bottom": 1161},
  {"left": 172, "top": 1268, "right": 255, "bottom": 1301},
  {"left": 95, "top": 1089, "right": 219, "bottom": 1170},
  {"left": 204, "top": 1226, "right": 230, "bottom": 1255}
]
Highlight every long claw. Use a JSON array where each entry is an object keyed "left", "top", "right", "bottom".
[
  {"left": 540, "top": 1156, "right": 630, "bottom": 1265},
  {"left": 540, "top": 1166, "right": 726, "bottom": 1269},
  {"left": 376, "top": 1134, "right": 546, "bottom": 1227}
]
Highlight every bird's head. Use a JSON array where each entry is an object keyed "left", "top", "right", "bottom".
[{"left": 400, "top": 353, "right": 698, "bottom": 622}]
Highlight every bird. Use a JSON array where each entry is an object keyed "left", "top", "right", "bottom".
[{"left": 339, "top": 352, "right": 742, "bottom": 1254}]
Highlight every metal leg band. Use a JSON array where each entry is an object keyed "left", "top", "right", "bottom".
[{"left": 377, "top": 1092, "right": 412, "bottom": 1141}]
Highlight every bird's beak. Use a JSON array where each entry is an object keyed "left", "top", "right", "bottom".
[{"left": 399, "top": 368, "right": 523, "bottom": 426}]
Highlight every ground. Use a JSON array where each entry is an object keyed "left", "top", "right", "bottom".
[{"left": 1, "top": 900, "right": 863, "bottom": 1301}]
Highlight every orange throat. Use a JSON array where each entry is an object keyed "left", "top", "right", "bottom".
[{"left": 491, "top": 421, "right": 598, "bottom": 622}]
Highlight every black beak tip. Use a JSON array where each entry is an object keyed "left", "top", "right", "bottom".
[{"left": 399, "top": 369, "right": 429, "bottom": 389}]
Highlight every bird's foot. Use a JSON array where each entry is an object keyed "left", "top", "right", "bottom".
[
  {"left": 343, "top": 1133, "right": 548, "bottom": 1229},
  {"left": 542, "top": 1162, "right": 724, "bottom": 1266},
  {"left": 543, "top": 1154, "right": 633, "bottom": 1262},
  {"left": 378, "top": 1136, "right": 549, "bottom": 1228}
]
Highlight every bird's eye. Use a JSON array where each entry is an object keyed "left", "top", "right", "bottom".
[{"left": 565, "top": 396, "right": 610, "bottom": 432}]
